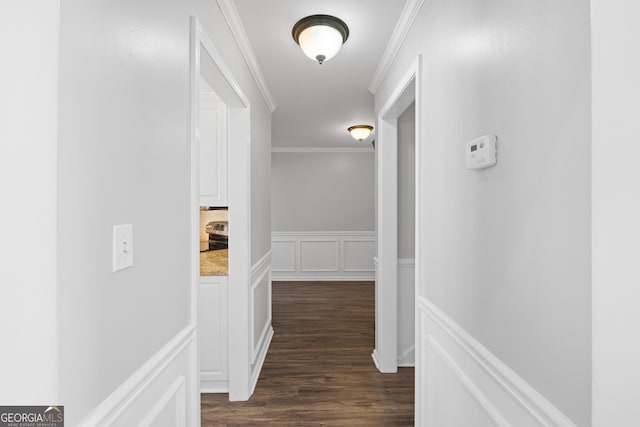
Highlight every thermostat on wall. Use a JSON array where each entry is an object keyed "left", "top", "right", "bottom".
[{"left": 465, "top": 135, "right": 497, "bottom": 170}]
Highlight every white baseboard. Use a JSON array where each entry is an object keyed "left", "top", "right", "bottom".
[
  {"left": 272, "top": 231, "right": 375, "bottom": 281},
  {"left": 417, "top": 298, "right": 576, "bottom": 427},
  {"left": 398, "top": 344, "right": 415, "bottom": 367},
  {"left": 200, "top": 382, "right": 228, "bottom": 394},
  {"left": 250, "top": 326, "right": 274, "bottom": 395},
  {"left": 79, "top": 324, "right": 197, "bottom": 427},
  {"left": 371, "top": 349, "right": 382, "bottom": 371}
]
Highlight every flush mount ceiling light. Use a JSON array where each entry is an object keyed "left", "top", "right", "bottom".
[
  {"left": 292, "top": 15, "right": 349, "bottom": 65},
  {"left": 348, "top": 125, "right": 374, "bottom": 141}
]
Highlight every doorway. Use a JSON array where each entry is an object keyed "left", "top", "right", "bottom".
[
  {"left": 373, "top": 57, "right": 421, "bottom": 375},
  {"left": 189, "top": 18, "right": 253, "bottom": 402}
]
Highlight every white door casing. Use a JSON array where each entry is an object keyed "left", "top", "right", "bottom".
[
  {"left": 190, "top": 17, "right": 253, "bottom": 402},
  {"left": 373, "top": 57, "right": 422, "bottom": 377}
]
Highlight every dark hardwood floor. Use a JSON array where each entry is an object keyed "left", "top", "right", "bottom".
[{"left": 201, "top": 281, "right": 414, "bottom": 426}]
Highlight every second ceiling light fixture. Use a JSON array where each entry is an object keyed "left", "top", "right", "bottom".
[{"left": 292, "top": 14, "right": 349, "bottom": 65}]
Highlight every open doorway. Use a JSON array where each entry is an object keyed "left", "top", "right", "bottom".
[
  {"left": 189, "top": 18, "right": 254, "bottom": 402},
  {"left": 373, "top": 58, "right": 421, "bottom": 374},
  {"left": 397, "top": 101, "right": 416, "bottom": 367}
]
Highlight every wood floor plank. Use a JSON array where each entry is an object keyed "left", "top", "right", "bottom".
[{"left": 201, "top": 281, "right": 414, "bottom": 426}]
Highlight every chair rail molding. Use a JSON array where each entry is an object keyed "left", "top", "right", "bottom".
[
  {"left": 418, "top": 297, "right": 577, "bottom": 427},
  {"left": 78, "top": 325, "right": 197, "bottom": 426}
]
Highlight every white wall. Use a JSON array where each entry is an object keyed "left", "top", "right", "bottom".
[
  {"left": 271, "top": 150, "right": 375, "bottom": 281},
  {"left": 377, "top": 0, "right": 591, "bottom": 425},
  {"left": 592, "top": 0, "right": 640, "bottom": 424},
  {"left": 57, "top": 2, "right": 193, "bottom": 421},
  {"left": 397, "top": 102, "right": 416, "bottom": 259},
  {"left": 52, "top": 0, "right": 272, "bottom": 423},
  {"left": 0, "top": 0, "right": 59, "bottom": 405},
  {"left": 271, "top": 151, "right": 375, "bottom": 232},
  {"left": 251, "top": 110, "right": 272, "bottom": 264}
]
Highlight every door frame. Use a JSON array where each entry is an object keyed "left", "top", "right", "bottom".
[
  {"left": 373, "top": 56, "right": 422, "bottom": 375},
  {"left": 189, "top": 17, "right": 253, "bottom": 402}
]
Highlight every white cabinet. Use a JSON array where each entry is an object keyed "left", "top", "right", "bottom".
[
  {"left": 199, "top": 93, "right": 228, "bottom": 207},
  {"left": 198, "top": 275, "right": 228, "bottom": 392}
]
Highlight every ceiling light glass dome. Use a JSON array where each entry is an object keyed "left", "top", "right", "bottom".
[{"left": 292, "top": 15, "right": 349, "bottom": 65}]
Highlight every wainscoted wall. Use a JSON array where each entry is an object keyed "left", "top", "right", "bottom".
[
  {"left": 417, "top": 298, "right": 576, "bottom": 427},
  {"left": 199, "top": 276, "right": 228, "bottom": 393},
  {"left": 272, "top": 232, "right": 376, "bottom": 281},
  {"left": 78, "top": 325, "right": 197, "bottom": 426},
  {"left": 398, "top": 259, "right": 415, "bottom": 367},
  {"left": 250, "top": 250, "right": 274, "bottom": 394}
]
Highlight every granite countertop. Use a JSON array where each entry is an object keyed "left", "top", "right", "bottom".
[{"left": 200, "top": 249, "right": 228, "bottom": 276}]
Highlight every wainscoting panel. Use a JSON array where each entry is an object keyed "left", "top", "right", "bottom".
[
  {"left": 250, "top": 251, "right": 274, "bottom": 395},
  {"left": 199, "top": 276, "right": 228, "bottom": 393},
  {"left": 299, "top": 240, "right": 339, "bottom": 272},
  {"left": 139, "top": 377, "right": 186, "bottom": 427},
  {"left": 79, "top": 325, "right": 197, "bottom": 427},
  {"left": 417, "top": 298, "right": 577, "bottom": 427},
  {"left": 272, "top": 232, "right": 376, "bottom": 281},
  {"left": 398, "top": 259, "right": 415, "bottom": 367},
  {"left": 344, "top": 240, "right": 376, "bottom": 272},
  {"left": 271, "top": 240, "right": 295, "bottom": 272}
]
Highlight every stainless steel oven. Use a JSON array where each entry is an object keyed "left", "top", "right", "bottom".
[{"left": 206, "top": 221, "right": 228, "bottom": 250}]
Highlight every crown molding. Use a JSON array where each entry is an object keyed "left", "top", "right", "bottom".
[
  {"left": 271, "top": 146, "right": 374, "bottom": 153},
  {"left": 368, "top": 0, "right": 425, "bottom": 95},
  {"left": 217, "top": 0, "right": 277, "bottom": 112}
]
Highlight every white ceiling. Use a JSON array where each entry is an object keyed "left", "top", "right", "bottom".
[{"left": 233, "top": 0, "right": 407, "bottom": 148}]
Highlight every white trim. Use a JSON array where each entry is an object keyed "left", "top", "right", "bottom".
[
  {"left": 272, "top": 231, "right": 376, "bottom": 281},
  {"left": 375, "top": 58, "right": 421, "bottom": 374},
  {"left": 198, "top": 277, "right": 229, "bottom": 393},
  {"left": 412, "top": 54, "right": 424, "bottom": 426},
  {"left": 271, "top": 146, "right": 374, "bottom": 153},
  {"left": 299, "top": 239, "right": 340, "bottom": 272},
  {"left": 216, "top": 0, "right": 277, "bottom": 112},
  {"left": 252, "top": 320, "right": 272, "bottom": 364},
  {"left": 398, "top": 345, "right": 415, "bottom": 367},
  {"left": 187, "top": 18, "right": 202, "bottom": 427},
  {"left": 251, "top": 249, "right": 273, "bottom": 277},
  {"left": 398, "top": 258, "right": 416, "bottom": 267},
  {"left": 371, "top": 349, "right": 382, "bottom": 371},
  {"left": 248, "top": 251, "right": 272, "bottom": 397},
  {"left": 79, "top": 325, "right": 196, "bottom": 426},
  {"left": 250, "top": 251, "right": 272, "bottom": 364},
  {"left": 250, "top": 327, "right": 274, "bottom": 396},
  {"left": 139, "top": 377, "right": 187, "bottom": 427},
  {"left": 368, "top": 0, "right": 425, "bottom": 95},
  {"left": 379, "top": 60, "right": 419, "bottom": 120},
  {"left": 425, "top": 336, "right": 507, "bottom": 426},
  {"left": 195, "top": 20, "right": 250, "bottom": 108},
  {"left": 274, "top": 275, "right": 376, "bottom": 282},
  {"left": 192, "top": 17, "right": 254, "bottom": 402},
  {"left": 419, "top": 297, "right": 577, "bottom": 427},
  {"left": 342, "top": 239, "right": 377, "bottom": 272}
]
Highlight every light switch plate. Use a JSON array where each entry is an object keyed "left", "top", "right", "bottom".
[{"left": 113, "top": 224, "right": 133, "bottom": 272}]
